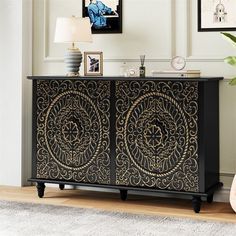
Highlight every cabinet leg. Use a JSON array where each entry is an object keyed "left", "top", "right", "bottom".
[
  {"left": 120, "top": 189, "right": 128, "bottom": 201},
  {"left": 36, "top": 182, "right": 45, "bottom": 198},
  {"left": 192, "top": 196, "right": 202, "bottom": 213},
  {"left": 59, "top": 184, "right": 65, "bottom": 190},
  {"left": 207, "top": 194, "right": 214, "bottom": 203}
]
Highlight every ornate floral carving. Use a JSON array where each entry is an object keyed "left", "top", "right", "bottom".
[
  {"left": 36, "top": 80, "right": 110, "bottom": 184},
  {"left": 116, "top": 81, "right": 199, "bottom": 192}
]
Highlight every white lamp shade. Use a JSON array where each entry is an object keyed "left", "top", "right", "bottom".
[{"left": 54, "top": 17, "right": 92, "bottom": 43}]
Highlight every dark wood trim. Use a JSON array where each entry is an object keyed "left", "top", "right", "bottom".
[{"left": 27, "top": 76, "right": 224, "bottom": 82}]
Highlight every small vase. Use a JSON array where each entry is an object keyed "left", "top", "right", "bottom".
[
  {"left": 230, "top": 174, "right": 236, "bottom": 212},
  {"left": 139, "top": 66, "right": 145, "bottom": 77}
]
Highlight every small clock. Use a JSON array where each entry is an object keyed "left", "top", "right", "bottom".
[{"left": 171, "top": 56, "right": 186, "bottom": 71}]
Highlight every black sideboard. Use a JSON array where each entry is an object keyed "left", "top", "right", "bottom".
[{"left": 28, "top": 76, "right": 223, "bottom": 213}]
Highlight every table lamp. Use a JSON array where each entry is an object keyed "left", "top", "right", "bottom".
[{"left": 54, "top": 16, "right": 92, "bottom": 76}]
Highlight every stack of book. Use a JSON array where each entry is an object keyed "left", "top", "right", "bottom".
[{"left": 151, "top": 70, "right": 201, "bottom": 78}]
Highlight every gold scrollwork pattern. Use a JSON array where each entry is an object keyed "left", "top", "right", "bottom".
[
  {"left": 116, "top": 81, "right": 199, "bottom": 192},
  {"left": 36, "top": 80, "right": 110, "bottom": 184}
]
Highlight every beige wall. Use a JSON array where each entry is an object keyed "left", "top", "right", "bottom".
[{"left": 33, "top": 0, "right": 236, "bottom": 188}]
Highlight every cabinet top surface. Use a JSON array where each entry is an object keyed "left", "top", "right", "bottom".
[{"left": 27, "top": 76, "right": 223, "bottom": 82}]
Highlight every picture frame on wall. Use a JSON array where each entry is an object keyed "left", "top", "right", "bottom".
[
  {"left": 82, "top": 0, "right": 122, "bottom": 34},
  {"left": 84, "top": 51, "right": 103, "bottom": 76},
  {"left": 198, "top": 0, "right": 236, "bottom": 31}
]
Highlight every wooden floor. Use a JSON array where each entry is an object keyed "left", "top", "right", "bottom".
[{"left": 0, "top": 186, "right": 235, "bottom": 223}]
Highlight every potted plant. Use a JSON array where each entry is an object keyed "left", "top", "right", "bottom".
[{"left": 221, "top": 32, "right": 236, "bottom": 212}]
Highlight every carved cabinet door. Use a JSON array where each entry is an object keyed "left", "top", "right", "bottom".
[
  {"left": 115, "top": 81, "right": 199, "bottom": 192},
  {"left": 34, "top": 80, "right": 111, "bottom": 184}
]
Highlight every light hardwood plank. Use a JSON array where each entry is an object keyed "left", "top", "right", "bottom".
[{"left": 0, "top": 186, "right": 235, "bottom": 223}]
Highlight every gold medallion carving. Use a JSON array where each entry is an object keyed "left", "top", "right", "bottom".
[
  {"left": 116, "top": 81, "right": 199, "bottom": 192},
  {"left": 36, "top": 80, "right": 110, "bottom": 184},
  {"left": 44, "top": 90, "right": 102, "bottom": 170}
]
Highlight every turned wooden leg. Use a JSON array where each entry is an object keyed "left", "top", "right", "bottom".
[
  {"left": 36, "top": 182, "right": 45, "bottom": 198},
  {"left": 59, "top": 184, "right": 65, "bottom": 190},
  {"left": 120, "top": 189, "right": 128, "bottom": 201},
  {"left": 207, "top": 194, "right": 214, "bottom": 203},
  {"left": 192, "top": 196, "right": 202, "bottom": 213}
]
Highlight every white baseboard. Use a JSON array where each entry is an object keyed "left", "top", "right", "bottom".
[
  {"left": 213, "top": 187, "right": 230, "bottom": 203},
  {"left": 128, "top": 188, "right": 230, "bottom": 203},
  {"left": 45, "top": 183, "right": 230, "bottom": 202}
]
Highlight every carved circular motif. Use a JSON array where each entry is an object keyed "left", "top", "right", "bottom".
[
  {"left": 44, "top": 91, "right": 102, "bottom": 170},
  {"left": 62, "top": 121, "right": 80, "bottom": 143},
  {"left": 124, "top": 92, "right": 189, "bottom": 177},
  {"left": 144, "top": 125, "right": 163, "bottom": 148}
]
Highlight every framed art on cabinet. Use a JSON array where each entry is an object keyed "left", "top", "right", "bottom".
[
  {"left": 82, "top": 0, "right": 122, "bottom": 34},
  {"left": 198, "top": 0, "right": 236, "bottom": 31},
  {"left": 84, "top": 51, "right": 103, "bottom": 76}
]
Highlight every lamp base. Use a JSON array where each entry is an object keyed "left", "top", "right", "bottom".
[
  {"left": 64, "top": 48, "right": 82, "bottom": 76},
  {"left": 66, "top": 72, "right": 80, "bottom": 77}
]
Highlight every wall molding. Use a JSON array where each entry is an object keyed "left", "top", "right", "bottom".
[
  {"left": 186, "top": 1, "right": 226, "bottom": 62},
  {"left": 44, "top": 57, "right": 173, "bottom": 63},
  {"left": 186, "top": 57, "right": 224, "bottom": 62},
  {"left": 43, "top": 0, "right": 176, "bottom": 63},
  {"left": 186, "top": 0, "right": 192, "bottom": 58},
  {"left": 43, "top": 0, "right": 228, "bottom": 63},
  {"left": 44, "top": 57, "right": 225, "bottom": 63},
  {"left": 43, "top": 0, "right": 49, "bottom": 61},
  {"left": 170, "top": 0, "right": 176, "bottom": 58}
]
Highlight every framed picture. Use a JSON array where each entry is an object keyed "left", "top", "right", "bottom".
[
  {"left": 198, "top": 0, "right": 236, "bottom": 31},
  {"left": 82, "top": 0, "right": 122, "bottom": 34},
  {"left": 84, "top": 51, "right": 103, "bottom": 76}
]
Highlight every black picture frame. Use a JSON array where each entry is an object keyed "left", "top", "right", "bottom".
[
  {"left": 82, "top": 0, "right": 122, "bottom": 34},
  {"left": 198, "top": 0, "right": 236, "bottom": 32}
]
